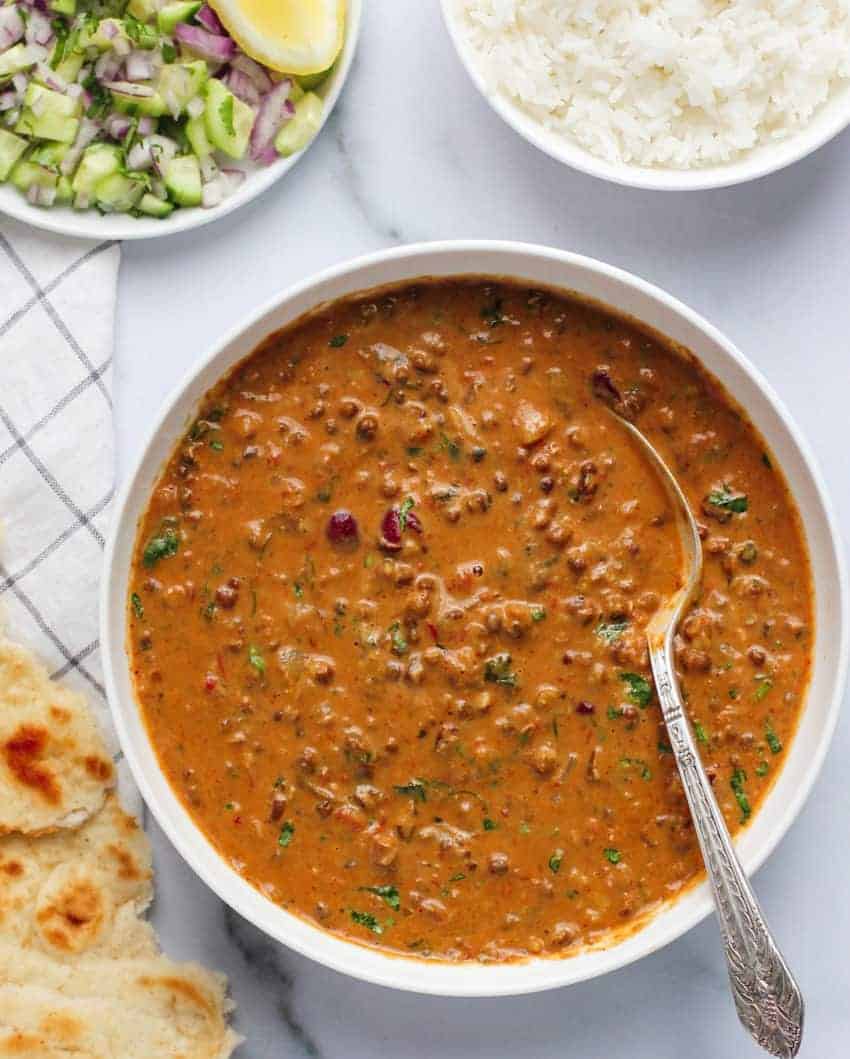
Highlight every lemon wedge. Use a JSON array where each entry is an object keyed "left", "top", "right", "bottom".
[{"left": 208, "top": 0, "right": 345, "bottom": 76}]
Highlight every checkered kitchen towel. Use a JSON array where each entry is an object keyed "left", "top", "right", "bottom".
[{"left": 0, "top": 218, "right": 120, "bottom": 748}]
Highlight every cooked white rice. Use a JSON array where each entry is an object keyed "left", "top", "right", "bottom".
[{"left": 452, "top": 0, "right": 850, "bottom": 168}]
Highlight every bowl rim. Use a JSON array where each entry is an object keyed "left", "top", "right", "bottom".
[
  {"left": 439, "top": 0, "right": 850, "bottom": 191},
  {"left": 102, "top": 239, "right": 849, "bottom": 996},
  {"left": 0, "top": 0, "right": 362, "bottom": 242}
]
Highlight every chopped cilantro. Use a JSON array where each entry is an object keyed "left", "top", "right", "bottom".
[
  {"left": 707, "top": 486, "right": 748, "bottom": 514},
  {"left": 607, "top": 706, "right": 622, "bottom": 720},
  {"left": 248, "top": 645, "right": 266, "bottom": 676},
  {"left": 440, "top": 433, "right": 462, "bottom": 461},
  {"left": 278, "top": 821, "right": 295, "bottom": 847},
  {"left": 620, "top": 757, "right": 652, "bottom": 780},
  {"left": 359, "top": 884, "right": 400, "bottom": 911},
  {"left": 350, "top": 909, "right": 383, "bottom": 934},
  {"left": 130, "top": 592, "right": 144, "bottom": 619},
  {"left": 209, "top": 439, "right": 224, "bottom": 451},
  {"left": 604, "top": 848, "right": 621, "bottom": 864},
  {"left": 389, "top": 621, "right": 408, "bottom": 656},
  {"left": 480, "top": 298, "right": 504, "bottom": 326},
  {"left": 693, "top": 720, "right": 709, "bottom": 745},
  {"left": 657, "top": 740, "right": 673, "bottom": 755},
  {"left": 142, "top": 527, "right": 179, "bottom": 567},
  {"left": 293, "top": 582, "right": 304, "bottom": 600},
  {"left": 398, "top": 496, "right": 415, "bottom": 531},
  {"left": 406, "top": 446, "right": 423, "bottom": 457},
  {"left": 620, "top": 671, "right": 652, "bottom": 707},
  {"left": 739, "top": 541, "right": 758, "bottom": 564},
  {"left": 482, "top": 817, "right": 497, "bottom": 831},
  {"left": 531, "top": 606, "right": 547, "bottom": 622},
  {"left": 161, "top": 41, "right": 176, "bottom": 62},
  {"left": 329, "top": 334, "right": 348, "bottom": 348},
  {"left": 756, "top": 761, "right": 770, "bottom": 777},
  {"left": 730, "top": 768, "right": 751, "bottom": 822},
  {"left": 484, "top": 653, "right": 518, "bottom": 688},
  {"left": 765, "top": 720, "right": 783, "bottom": 755},
  {"left": 755, "top": 678, "right": 773, "bottom": 701},
  {"left": 548, "top": 849, "right": 564, "bottom": 873},
  {"left": 393, "top": 780, "right": 426, "bottom": 802},
  {"left": 596, "top": 620, "right": 628, "bottom": 644}
]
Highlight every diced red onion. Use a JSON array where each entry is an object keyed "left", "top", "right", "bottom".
[
  {"left": 94, "top": 51, "right": 122, "bottom": 82},
  {"left": 126, "top": 140, "right": 152, "bottom": 170},
  {"left": 26, "top": 184, "right": 40, "bottom": 205},
  {"left": 146, "top": 134, "right": 178, "bottom": 175},
  {"left": 0, "top": 7, "right": 25, "bottom": 49},
  {"left": 219, "top": 168, "right": 245, "bottom": 193},
  {"left": 125, "top": 50, "right": 154, "bottom": 82},
  {"left": 60, "top": 116, "right": 99, "bottom": 174},
  {"left": 249, "top": 79, "right": 293, "bottom": 163},
  {"left": 24, "top": 9, "right": 52, "bottom": 47},
  {"left": 186, "top": 94, "right": 205, "bottom": 118},
  {"left": 65, "top": 83, "right": 82, "bottom": 100},
  {"left": 222, "top": 67, "right": 260, "bottom": 106},
  {"left": 201, "top": 179, "right": 224, "bottom": 208},
  {"left": 113, "top": 35, "right": 130, "bottom": 58},
  {"left": 137, "top": 115, "right": 155, "bottom": 135},
  {"left": 11, "top": 72, "right": 28, "bottom": 95},
  {"left": 327, "top": 510, "right": 359, "bottom": 544},
  {"left": 76, "top": 63, "right": 91, "bottom": 84},
  {"left": 0, "top": 93, "right": 17, "bottom": 112},
  {"left": 196, "top": 4, "right": 224, "bottom": 34},
  {"left": 174, "top": 23, "right": 235, "bottom": 63},
  {"left": 104, "top": 80, "right": 154, "bottom": 98},
  {"left": 406, "top": 510, "right": 423, "bottom": 533},
  {"left": 36, "top": 61, "right": 67, "bottom": 92},
  {"left": 100, "top": 20, "right": 118, "bottom": 40},
  {"left": 105, "top": 112, "right": 133, "bottom": 139},
  {"left": 199, "top": 154, "right": 218, "bottom": 182},
  {"left": 230, "top": 52, "right": 272, "bottom": 93}
]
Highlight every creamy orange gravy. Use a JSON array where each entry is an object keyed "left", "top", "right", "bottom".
[{"left": 129, "top": 279, "right": 812, "bottom": 962}]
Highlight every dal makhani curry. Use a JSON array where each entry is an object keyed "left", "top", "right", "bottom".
[{"left": 128, "top": 279, "right": 812, "bottom": 961}]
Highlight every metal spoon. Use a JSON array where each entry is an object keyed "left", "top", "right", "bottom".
[{"left": 609, "top": 408, "right": 804, "bottom": 1058}]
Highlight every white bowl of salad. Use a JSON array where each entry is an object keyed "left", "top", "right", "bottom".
[{"left": 0, "top": 0, "right": 360, "bottom": 239}]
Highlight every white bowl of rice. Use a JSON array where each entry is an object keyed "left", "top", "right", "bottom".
[{"left": 442, "top": 0, "right": 850, "bottom": 190}]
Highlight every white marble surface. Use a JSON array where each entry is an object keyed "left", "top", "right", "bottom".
[{"left": 115, "top": 2, "right": 850, "bottom": 1055}]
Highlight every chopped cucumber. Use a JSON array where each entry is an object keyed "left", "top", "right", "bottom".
[
  {"left": 138, "top": 192, "right": 175, "bottom": 218},
  {"left": 274, "top": 92, "right": 323, "bottom": 157},
  {"left": 15, "top": 83, "right": 80, "bottom": 144},
  {"left": 158, "top": 61, "right": 208, "bottom": 116},
  {"left": 71, "top": 143, "right": 122, "bottom": 196},
  {"left": 50, "top": 0, "right": 76, "bottom": 14},
  {"left": 157, "top": 1, "right": 202, "bottom": 34},
  {"left": 0, "top": 130, "right": 28, "bottom": 182},
  {"left": 0, "top": 44, "right": 38, "bottom": 80},
  {"left": 127, "top": 0, "right": 159, "bottom": 21},
  {"left": 111, "top": 86, "right": 168, "bottom": 118},
  {"left": 123, "top": 16, "right": 159, "bottom": 48},
  {"left": 56, "top": 174, "right": 73, "bottom": 204},
  {"left": 54, "top": 50, "right": 85, "bottom": 84},
  {"left": 29, "top": 142, "right": 69, "bottom": 168},
  {"left": 296, "top": 66, "right": 334, "bottom": 92},
  {"left": 185, "top": 113, "right": 212, "bottom": 158},
  {"left": 164, "top": 154, "right": 201, "bottom": 206},
  {"left": 10, "top": 160, "right": 58, "bottom": 194},
  {"left": 89, "top": 18, "right": 127, "bottom": 50},
  {"left": 96, "top": 172, "right": 146, "bottom": 213},
  {"left": 204, "top": 78, "right": 254, "bottom": 159}
]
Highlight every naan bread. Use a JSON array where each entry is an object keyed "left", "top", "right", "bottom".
[
  {"left": 0, "top": 641, "right": 114, "bottom": 836},
  {"left": 0, "top": 793, "right": 155, "bottom": 959},
  {"left": 0, "top": 945, "right": 240, "bottom": 1058},
  {"left": 0, "top": 639, "right": 241, "bottom": 1057}
]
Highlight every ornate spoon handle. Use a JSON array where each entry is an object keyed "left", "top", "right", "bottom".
[{"left": 649, "top": 639, "right": 804, "bottom": 1058}]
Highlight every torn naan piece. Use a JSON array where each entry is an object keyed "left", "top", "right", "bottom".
[
  {"left": 0, "top": 944, "right": 241, "bottom": 1059},
  {"left": 0, "top": 640, "right": 114, "bottom": 836},
  {"left": 0, "top": 793, "right": 155, "bottom": 960}
]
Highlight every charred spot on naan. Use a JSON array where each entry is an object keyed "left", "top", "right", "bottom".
[
  {"left": 34, "top": 863, "right": 110, "bottom": 953},
  {"left": 3, "top": 726, "right": 60, "bottom": 805}
]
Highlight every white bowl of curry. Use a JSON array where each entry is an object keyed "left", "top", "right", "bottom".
[{"left": 102, "top": 242, "right": 847, "bottom": 996}]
